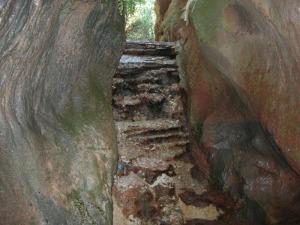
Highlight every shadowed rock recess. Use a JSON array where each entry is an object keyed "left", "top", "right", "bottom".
[{"left": 0, "top": 1, "right": 124, "bottom": 224}]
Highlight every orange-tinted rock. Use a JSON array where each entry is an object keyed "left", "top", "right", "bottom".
[
  {"left": 190, "top": 0, "right": 300, "bottom": 176},
  {"left": 155, "top": 0, "right": 300, "bottom": 223}
]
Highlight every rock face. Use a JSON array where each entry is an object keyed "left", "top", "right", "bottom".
[
  {"left": 154, "top": 0, "right": 172, "bottom": 40},
  {"left": 155, "top": 0, "right": 300, "bottom": 224},
  {"left": 0, "top": 1, "right": 124, "bottom": 224}
]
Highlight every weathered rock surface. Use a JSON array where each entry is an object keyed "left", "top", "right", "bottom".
[
  {"left": 155, "top": 0, "right": 300, "bottom": 224},
  {"left": 154, "top": 0, "right": 172, "bottom": 41},
  {"left": 0, "top": 1, "right": 124, "bottom": 224}
]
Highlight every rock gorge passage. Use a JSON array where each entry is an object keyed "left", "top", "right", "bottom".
[{"left": 0, "top": 0, "right": 300, "bottom": 225}]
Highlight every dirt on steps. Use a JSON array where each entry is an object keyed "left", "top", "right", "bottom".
[{"left": 112, "top": 41, "right": 229, "bottom": 225}]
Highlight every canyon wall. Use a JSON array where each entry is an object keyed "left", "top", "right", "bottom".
[
  {"left": 0, "top": 1, "right": 124, "bottom": 224},
  {"left": 155, "top": 0, "right": 300, "bottom": 224}
]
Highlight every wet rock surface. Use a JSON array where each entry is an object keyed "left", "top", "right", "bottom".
[
  {"left": 0, "top": 1, "right": 124, "bottom": 224},
  {"left": 154, "top": 0, "right": 300, "bottom": 224},
  {"left": 112, "top": 41, "right": 228, "bottom": 225}
]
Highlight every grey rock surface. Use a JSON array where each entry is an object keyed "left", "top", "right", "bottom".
[{"left": 0, "top": 1, "right": 125, "bottom": 224}]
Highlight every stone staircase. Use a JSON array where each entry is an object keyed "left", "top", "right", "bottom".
[{"left": 112, "top": 41, "right": 223, "bottom": 225}]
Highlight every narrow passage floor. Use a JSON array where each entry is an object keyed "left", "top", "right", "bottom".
[{"left": 112, "top": 41, "right": 224, "bottom": 225}]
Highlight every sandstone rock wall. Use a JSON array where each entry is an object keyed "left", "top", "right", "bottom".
[
  {"left": 155, "top": 0, "right": 300, "bottom": 224},
  {"left": 0, "top": 1, "right": 125, "bottom": 224}
]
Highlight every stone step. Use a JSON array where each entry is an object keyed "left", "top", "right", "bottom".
[
  {"left": 115, "top": 67, "right": 178, "bottom": 78},
  {"left": 117, "top": 55, "right": 177, "bottom": 74},
  {"left": 125, "top": 40, "right": 177, "bottom": 57},
  {"left": 113, "top": 53, "right": 184, "bottom": 123},
  {"left": 115, "top": 119, "right": 186, "bottom": 134},
  {"left": 115, "top": 120, "right": 189, "bottom": 160},
  {"left": 112, "top": 84, "right": 181, "bottom": 104}
]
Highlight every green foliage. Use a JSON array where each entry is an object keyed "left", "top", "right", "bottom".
[
  {"left": 125, "top": 0, "right": 155, "bottom": 40},
  {"left": 118, "top": 0, "right": 146, "bottom": 16}
]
